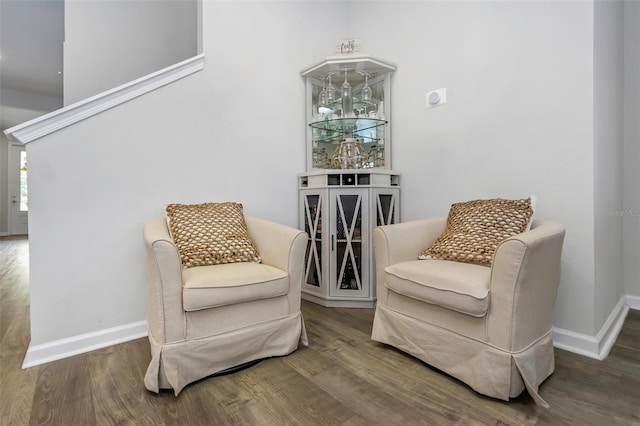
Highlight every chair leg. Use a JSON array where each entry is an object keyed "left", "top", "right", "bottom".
[{"left": 215, "top": 359, "right": 262, "bottom": 376}]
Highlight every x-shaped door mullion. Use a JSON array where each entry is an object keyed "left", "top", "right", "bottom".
[
  {"left": 304, "top": 196, "right": 322, "bottom": 285},
  {"left": 377, "top": 194, "right": 396, "bottom": 225},
  {"left": 337, "top": 195, "right": 362, "bottom": 290}
]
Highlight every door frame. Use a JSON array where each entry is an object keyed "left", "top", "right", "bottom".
[{"left": 7, "top": 142, "right": 28, "bottom": 235}]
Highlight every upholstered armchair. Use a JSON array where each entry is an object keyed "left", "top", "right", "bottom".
[
  {"left": 371, "top": 217, "right": 565, "bottom": 406},
  {"left": 143, "top": 213, "right": 308, "bottom": 395}
]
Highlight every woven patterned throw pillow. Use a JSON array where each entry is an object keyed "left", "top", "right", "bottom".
[
  {"left": 418, "top": 197, "right": 534, "bottom": 266},
  {"left": 166, "top": 202, "right": 261, "bottom": 268}
]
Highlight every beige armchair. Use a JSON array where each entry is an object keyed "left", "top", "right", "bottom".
[
  {"left": 143, "top": 217, "right": 309, "bottom": 395},
  {"left": 371, "top": 218, "right": 565, "bottom": 406}
]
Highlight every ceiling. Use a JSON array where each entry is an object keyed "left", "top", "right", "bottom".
[{"left": 0, "top": 0, "right": 64, "bottom": 130}]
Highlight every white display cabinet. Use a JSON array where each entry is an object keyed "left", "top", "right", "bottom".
[{"left": 298, "top": 55, "right": 400, "bottom": 308}]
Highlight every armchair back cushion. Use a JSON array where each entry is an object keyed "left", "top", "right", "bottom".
[
  {"left": 166, "top": 202, "right": 261, "bottom": 268},
  {"left": 419, "top": 197, "right": 534, "bottom": 266}
]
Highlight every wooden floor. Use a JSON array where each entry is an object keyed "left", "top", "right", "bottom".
[{"left": 1, "top": 236, "right": 639, "bottom": 426}]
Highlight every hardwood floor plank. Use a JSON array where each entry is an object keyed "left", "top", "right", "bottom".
[
  {"left": 0, "top": 361, "right": 37, "bottom": 426},
  {"left": 311, "top": 365, "right": 449, "bottom": 425},
  {"left": 234, "top": 355, "right": 358, "bottom": 425},
  {"left": 89, "top": 340, "right": 166, "bottom": 426},
  {"left": 614, "top": 310, "right": 640, "bottom": 352},
  {"left": 0, "top": 237, "right": 34, "bottom": 426},
  {"left": 29, "top": 355, "right": 96, "bottom": 425},
  {"left": 194, "top": 372, "right": 267, "bottom": 425},
  {"left": 0, "top": 237, "right": 30, "bottom": 352},
  {"left": 541, "top": 345, "right": 639, "bottom": 425}
]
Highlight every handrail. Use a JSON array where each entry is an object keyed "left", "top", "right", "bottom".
[{"left": 4, "top": 54, "right": 205, "bottom": 144}]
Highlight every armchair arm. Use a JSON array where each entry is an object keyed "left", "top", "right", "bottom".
[
  {"left": 245, "top": 217, "right": 308, "bottom": 313},
  {"left": 488, "top": 220, "right": 565, "bottom": 351},
  {"left": 373, "top": 218, "right": 447, "bottom": 266},
  {"left": 373, "top": 218, "right": 446, "bottom": 304},
  {"left": 143, "top": 218, "right": 186, "bottom": 344}
]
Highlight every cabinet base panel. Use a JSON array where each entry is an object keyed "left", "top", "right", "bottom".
[{"left": 301, "top": 292, "right": 375, "bottom": 309}]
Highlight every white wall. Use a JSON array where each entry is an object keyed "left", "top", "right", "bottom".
[
  {"left": 593, "top": 0, "right": 625, "bottom": 330},
  {"left": 624, "top": 1, "right": 640, "bottom": 300},
  {"left": 351, "top": 1, "right": 597, "bottom": 335},
  {"left": 26, "top": 1, "right": 345, "bottom": 347},
  {"left": 1, "top": 87, "right": 62, "bottom": 118},
  {"left": 63, "top": 0, "right": 198, "bottom": 105}
]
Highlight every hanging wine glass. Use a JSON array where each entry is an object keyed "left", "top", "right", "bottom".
[
  {"left": 361, "top": 72, "right": 372, "bottom": 103},
  {"left": 341, "top": 70, "right": 352, "bottom": 99},
  {"left": 326, "top": 73, "right": 337, "bottom": 103},
  {"left": 319, "top": 78, "right": 328, "bottom": 107},
  {"left": 341, "top": 69, "right": 353, "bottom": 118}
]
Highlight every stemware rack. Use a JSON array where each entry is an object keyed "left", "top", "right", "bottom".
[{"left": 301, "top": 55, "right": 396, "bottom": 171}]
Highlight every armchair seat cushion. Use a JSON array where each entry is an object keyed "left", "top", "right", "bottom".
[
  {"left": 385, "top": 259, "right": 490, "bottom": 317},
  {"left": 183, "top": 263, "right": 289, "bottom": 311}
]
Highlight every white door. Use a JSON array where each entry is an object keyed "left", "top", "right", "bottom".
[
  {"left": 8, "top": 143, "right": 28, "bottom": 235},
  {"left": 329, "top": 188, "right": 369, "bottom": 298}
]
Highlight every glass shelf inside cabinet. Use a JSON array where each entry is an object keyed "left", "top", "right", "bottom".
[{"left": 309, "top": 117, "right": 387, "bottom": 144}]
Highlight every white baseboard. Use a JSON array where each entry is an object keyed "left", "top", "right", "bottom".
[
  {"left": 22, "top": 320, "right": 148, "bottom": 369},
  {"left": 626, "top": 294, "right": 640, "bottom": 310},
  {"left": 552, "top": 296, "right": 629, "bottom": 360},
  {"left": 552, "top": 327, "right": 601, "bottom": 359}
]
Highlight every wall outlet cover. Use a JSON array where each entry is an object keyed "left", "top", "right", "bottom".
[{"left": 426, "top": 88, "right": 447, "bottom": 108}]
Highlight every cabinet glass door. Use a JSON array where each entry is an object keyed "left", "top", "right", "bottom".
[
  {"left": 308, "top": 73, "right": 389, "bottom": 170},
  {"left": 375, "top": 192, "right": 398, "bottom": 226},
  {"left": 303, "top": 193, "right": 323, "bottom": 287},
  {"left": 331, "top": 191, "right": 368, "bottom": 297}
]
